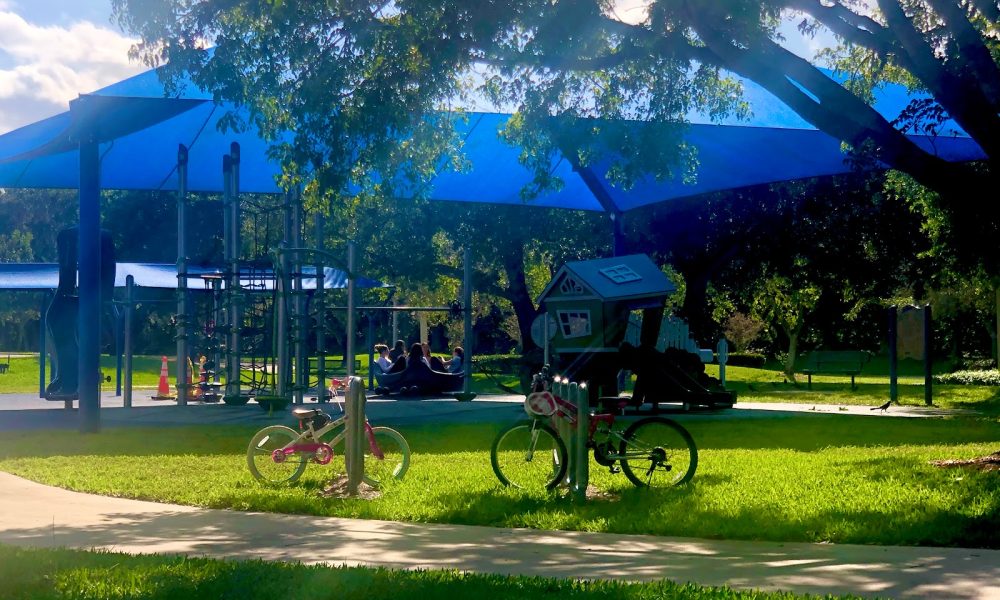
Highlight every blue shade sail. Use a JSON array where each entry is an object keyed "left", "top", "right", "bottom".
[
  {"left": 0, "top": 65, "right": 987, "bottom": 211},
  {"left": 0, "top": 263, "right": 389, "bottom": 291}
]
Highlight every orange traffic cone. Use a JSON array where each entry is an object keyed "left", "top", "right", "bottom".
[{"left": 151, "top": 356, "right": 176, "bottom": 400}]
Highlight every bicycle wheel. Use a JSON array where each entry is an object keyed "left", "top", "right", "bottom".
[
  {"left": 247, "top": 425, "right": 309, "bottom": 485},
  {"left": 362, "top": 426, "right": 411, "bottom": 487},
  {"left": 619, "top": 417, "right": 698, "bottom": 487},
  {"left": 490, "top": 420, "right": 567, "bottom": 490}
]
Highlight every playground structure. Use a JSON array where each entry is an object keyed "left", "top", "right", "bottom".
[
  {"left": 43, "top": 227, "right": 116, "bottom": 404},
  {"left": 537, "top": 254, "right": 735, "bottom": 411},
  {"left": 170, "top": 143, "right": 477, "bottom": 408},
  {"left": 18, "top": 143, "right": 476, "bottom": 410}
]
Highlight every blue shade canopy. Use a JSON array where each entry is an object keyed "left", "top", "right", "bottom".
[
  {"left": 0, "top": 263, "right": 388, "bottom": 291},
  {"left": 0, "top": 65, "right": 986, "bottom": 211}
]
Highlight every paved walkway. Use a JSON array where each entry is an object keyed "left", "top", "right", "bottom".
[
  {"left": 0, "top": 472, "right": 997, "bottom": 599},
  {"left": 0, "top": 390, "right": 973, "bottom": 432}
]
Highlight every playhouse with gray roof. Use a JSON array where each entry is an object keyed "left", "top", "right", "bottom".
[{"left": 537, "top": 254, "right": 676, "bottom": 355}]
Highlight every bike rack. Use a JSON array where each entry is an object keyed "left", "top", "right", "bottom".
[
  {"left": 551, "top": 377, "right": 589, "bottom": 503},
  {"left": 345, "top": 376, "right": 366, "bottom": 495}
]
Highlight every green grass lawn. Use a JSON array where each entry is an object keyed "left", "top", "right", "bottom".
[
  {"left": 1, "top": 415, "right": 998, "bottom": 549},
  {"left": 701, "top": 358, "right": 1000, "bottom": 414},
  {"left": 0, "top": 545, "right": 860, "bottom": 600},
  {"left": 6, "top": 351, "right": 997, "bottom": 415}
]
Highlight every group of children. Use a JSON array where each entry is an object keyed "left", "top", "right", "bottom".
[{"left": 374, "top": 340, "right": 464, "bottom": 374}]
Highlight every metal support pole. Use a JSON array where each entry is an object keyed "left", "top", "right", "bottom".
[
  {"left": 277, "top": 192, "right": 291, "bottom": 397},
  {"left": 222, "top": 154, "right": 236, "bottom": 398},
  {"left": 391, "top": 299, "right": 399, "bottom": 348},
  {"left": 212, "top": 278, "right": 222, "bottom": 384},
  {"left": 367, "top": 314, "right": 375, "bottom": 391},
  {"left": 176, "top": 144, "right": 189, "bottom": 406},
  {"left": 462, "top": 248, "right": 475, "bottom": 398},
  {"left": 888, "top": 305, "right": 898, "bottom": 404},
  {"left": 610, "top": 211, "right": 625, "bottom": 257},
  {"left": 292, "top": 189, "right": 305, "bottom": 404},
  {"left": 345, "top": 376, "right": 366, "bottom": 495},
  {"left": 346, "top": 242, "right": 356, "bottom": 377},
  {"left": 78, "top": 134, "right": 101, "bottom": 433},
  {"left": 38, "top": 291, "right": 48, "bottom": 398},
  {"left": 230, "top": 144, "right": 242, "bottom": 399},
  {"left": 543, "top": 309, "right": 549, "bottom": 367},
  {"left": 114, "top": 305, "right": 123, "bottom": 396},
  {"left": 717, "top": 338, "right": 729, "bottom": 388},
  {"left": 315, "top": 212, "right": 326, "bottom": 401},
  {"left": 124, "top": 275, "right": 134, "bottom": 408},
  {"left": 924, "top": 304, "right": 933, "bottom": 406}
]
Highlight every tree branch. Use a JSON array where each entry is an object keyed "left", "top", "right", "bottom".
[
  {"left": 966, "top": 0, "right": 1000, "bottom": 23},
  {"left": 786, "top": 0, "right": 906, "bottom": 66},
  {"left": 925, "top": 0, "right": 1000, "bottom": 110},
  {"left": 876, "top": 0, "right": 1000, "bottom": 160},
  {"left": 681, "top": 2, "right": 971, "bottom": 196}
]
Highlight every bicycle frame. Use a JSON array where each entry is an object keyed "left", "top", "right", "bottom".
[
  {"left": 545, "top": 394, "right": 649, "bottom": 464},
  {"left": 275, "top": 406, "right": 384, "bottom": 462}
]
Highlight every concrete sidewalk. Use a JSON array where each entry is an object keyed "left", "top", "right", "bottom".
[
  {"left": 0, "top": 390, "right": 972, "bottom": 433},
  {"left": 0, "top": 472, "right": 997, "bottom": 599}
]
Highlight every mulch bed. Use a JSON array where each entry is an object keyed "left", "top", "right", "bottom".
[
  {"left": 320, "top": 474, "right": 381, "bottom": 499},
  {"left": 930, "top": 451, "right": 1000, "bottom": 472}
]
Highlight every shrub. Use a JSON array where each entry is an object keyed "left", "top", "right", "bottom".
[
  {"left": 723, "top": 352, "right": 767, "bottom": 368},
  {"left": 473, "top": 354, "right": 522, "bottom": 374},
  {"left": 952, "top": 356, "right": 997, "bottom": 371},
  {"left": 723, "top": 312, "right": 766, "bottom": 352},
  {"left": 934, "top": 370, "right": 1000, "bottom": 386}
]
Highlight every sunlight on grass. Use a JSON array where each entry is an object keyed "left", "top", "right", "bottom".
[
  {"left": 1, "top": 417, "right": 998, "bottom": 548},
  {"left": 0, "top": 545, "right": 860, "bottom": 600}
]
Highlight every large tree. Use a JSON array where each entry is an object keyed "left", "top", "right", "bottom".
[
  {"left": 112, "top": 0, "right": 996, "bottom": 213},
  {"left": 112, "top": 0, "right": 997, "bottom": 355}
]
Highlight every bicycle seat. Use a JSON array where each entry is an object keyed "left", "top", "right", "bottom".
[{"left": 291, "top": 408, "right": 321, "bottom": 419}]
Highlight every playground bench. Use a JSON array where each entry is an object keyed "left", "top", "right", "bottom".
[
  {"left": 801, "top": 350, "right": 870, "bottom": 390},
  {"left": 0, "top": 355, "right": 9, "bottom": 374}
]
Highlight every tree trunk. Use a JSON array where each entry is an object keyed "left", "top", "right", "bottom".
[
  {"left": 784, "top": 325, "right": 801, "bottom": 384},
  {"left": 995, "top": 285, "right": 1000, "bottom": 366},
  {"left": 501, "top": 245, "right": 540, "bottom": 352}
]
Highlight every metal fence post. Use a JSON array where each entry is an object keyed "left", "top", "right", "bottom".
[
  {"left": 124, "top": 275, "right": 134, "bottom": 408},
  {"left": 176, "top": 144, "right": 189, "bottom": 407},
  {"left": 346, "top": 242, "right": 356, "bottom": 376},
  {"left": 315, "top": 212, "right": 326, "bottom": 401},
  {"left": 574, "top": 381, "right": 589, "bottom": 502},
  {"left": 345, "top": 376, "right": 365, "bottom": 495},
  {"left": 565, "top": 382, "right": 579, "bottom": 489}
]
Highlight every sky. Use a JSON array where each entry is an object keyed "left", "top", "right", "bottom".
[
  {"left": 0, "top": 0, "right": 143, "bottom": 133},
  {"left": 0, "top": 0, "right": 836, "bottom": 135}
]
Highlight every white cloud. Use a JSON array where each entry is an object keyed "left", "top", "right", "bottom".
[
  {"left": 0, "top": 9, "right": 145, "bottom": 133},
  {"left": 609, "top": 0, "right": 652, "bottom": 25}
]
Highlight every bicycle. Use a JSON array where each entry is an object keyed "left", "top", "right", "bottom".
[
  {"left": 246, "top": 379, "right": 410, "bottom": 486},
  {"left": 490, "top": 368, "right": 697, "bottom": 490}
]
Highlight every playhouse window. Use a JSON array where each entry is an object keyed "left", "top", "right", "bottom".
[
  {"left": 599, "top": 264, "right": 641, "bottom": 284},
  {"left": 558, "top": 310, "right": 592, "bottom": 339}
]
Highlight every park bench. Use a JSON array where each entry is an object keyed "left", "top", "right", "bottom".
[
  {"left": 0, "top": 354, "right": 9, "bottom": 374},
  {"left": 800, "top": 350, "right": 870, "bottom": 390}
]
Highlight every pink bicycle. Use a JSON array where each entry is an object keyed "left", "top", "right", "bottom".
[{"left": 246, "top": 380, "right": 410, "bottom": 486}]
